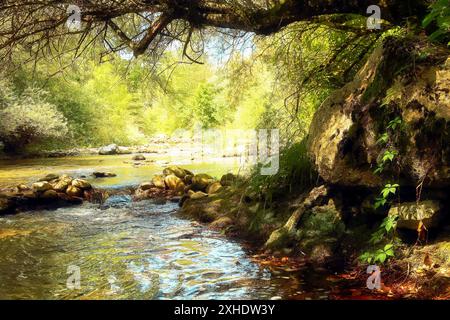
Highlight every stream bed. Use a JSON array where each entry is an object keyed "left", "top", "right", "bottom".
[{"left": 0, "top": 155, "right": 343, "bottom": 300}]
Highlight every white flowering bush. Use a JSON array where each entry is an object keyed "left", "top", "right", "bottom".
[{"left": 0, "top": 81, "right": 68, "bottom": 153}]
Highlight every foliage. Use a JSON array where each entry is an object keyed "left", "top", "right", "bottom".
[
  {"left": 0, "top": 81, "right": 68, "bottom": 153},
  {"left": 360, "top": 215, "right": 398, "bottom": 264},
  {"left": 192, "top": 83, "right": 222, "bottom": 129},
  {"left": 248, "top": 139, "right": 315, "bottom": 203},
  {"left": 422, "top": 0, "right": 450, "bottom": 45},
  {"left": 362, "top": 111, "right": 404, "bottom": 264}
]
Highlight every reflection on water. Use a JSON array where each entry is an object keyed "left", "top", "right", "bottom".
[
  {"left": 0, "top": 199, "right": 336, "bottom": 300},
  {"left": 0, "top": 200, "right": 276, "bottom": 299}
]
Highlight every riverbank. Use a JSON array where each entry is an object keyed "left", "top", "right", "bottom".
[
  {"left": 177, "top": 176, "right": 450, "bottom": 300},
  {"left": 1, "top": 165, "right": 449, "bottom": 299}
]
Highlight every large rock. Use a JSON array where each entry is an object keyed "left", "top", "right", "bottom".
[
  {"left": 308, "top": 37, "right": 450, "bottom": 187},
  {"left": 190, "top": 191, "right": 208, "bottom": 200},
  {"left": 163, "top": 166, "right": 187, "bottom": 179},
  {"left": 152, "top": 175, "right": 166, "bottom": 189},
  {"left": 41, "top": 190, "right": 59, "bottom": 199},
  {"left": 389, "top": 200, "right": 442, "bottom": 230},
  {"left": 206, "top": 181, "right": 222, "bottom": 194},
  {"left": 139, "top": 182, "right": 153, "bottom": 190},
  {"left": 164, "top": 174, "right": 184, "bottom": 191},
  {"left": 191, "top": 174, "right": 214, "bottom": 191},
  {"left": 51, "top": 175, "right": 72, "bottom": 192},
  {"left": 66, "top": 185, "right": 83, "bottom": 197},
  {"left": 32, "top": 181, "right": 52, "bottom": 192},
  {"left": 220, "top": 173, "right": 237, "bottom": 186},
  {"left": 71, "top": 179, "right": 91, "bottom": 190},
  {"left": 99, "top": 144, "right": 119, "bottom": 155}
]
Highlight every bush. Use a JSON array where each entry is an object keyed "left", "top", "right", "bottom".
[
  {"left": 248, "top": 139, "right": 317, "bottom": 202},
  {"left": 0, "top": 84, "right": 68, "bottom": 153}
]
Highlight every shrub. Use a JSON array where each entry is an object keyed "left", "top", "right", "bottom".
[{"left": 0, "top": 84, "right": 68, "bottom": 153}]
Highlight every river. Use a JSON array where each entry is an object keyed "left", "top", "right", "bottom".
[{"left": 0, "top": 155, "right": 344, "bottom": 300}]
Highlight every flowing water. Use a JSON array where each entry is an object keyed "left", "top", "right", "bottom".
[{"left": 0, "top": 155, "right": 340, "bottom": 300}]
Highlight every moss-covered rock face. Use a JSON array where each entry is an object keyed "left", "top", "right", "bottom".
[
  {"left": 296, "top": 201, "right": 345, "bottom": 255},
  {"left": 308, "top": 36, "right": 450, "bottom": 188}
]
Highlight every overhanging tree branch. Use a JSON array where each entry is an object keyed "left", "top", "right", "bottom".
[{"left": 0, "top": 0, "right": 429, "bottom": 60}]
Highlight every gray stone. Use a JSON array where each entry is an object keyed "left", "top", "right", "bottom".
[{"left": 389, "top": 200, "right": 442, "bottom": 230}]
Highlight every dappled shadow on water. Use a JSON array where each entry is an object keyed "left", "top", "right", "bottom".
[{"left": 0, "top": 198, "right": 347, "bottom": 300}]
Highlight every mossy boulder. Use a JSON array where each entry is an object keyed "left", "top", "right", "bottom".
[
  {"left": 71, "top": 179, "right": 91, "bottom": 190},
  {"left": 220, "top": 173, "right": 237, "bottom": 186},
  {"left": 190, "top": 191, "right": 208, "bottom": 200},
  {"left": 32, "top": 181, "right": 52, "bottom": 192},
  {"left": 139, "top": 182, "right": 153, "bottom": 190},
  {"left": 51, "top": 175, "right": 72, "bottom": 192},
  {"left": 41, "top": 190, "right": 59, "bottom": 199},
  {"left": 295, "top": 201, "right": 345, "bottom": 260},
  {"left": 152, "top": 175, "right": 166, "bottom": 189},
  {"left": 389, "top": 200, "right": 442, "bottom": 230},
  {"left": 164, "top": 174, "right": 185, "bottom": 193},
  {"left": 191, "top": 173, "right": 214, "bottom": 191},
  {"left": 163, "top": 166, "right": 187, "bottom": 179},
  {"left": 308, "top": 37, "right": 450, "bottom": 187},
  {"left": 206, "top": 181, "right": 222, "bottom": 194},
  {"left": 66, "top": 185, "right": 83, "bottom": 197}
]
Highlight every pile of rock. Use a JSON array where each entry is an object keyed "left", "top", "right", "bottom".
[
  {"left": 134, "top": 166, "right": 238, "bottom": 204},
  {"left": 0, "top": 174, "right": 96, "bottom": 214}
]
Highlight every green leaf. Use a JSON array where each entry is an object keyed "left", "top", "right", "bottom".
[
  {"left": 384, "top": 244, "right": 393, "bottom": 251},
  {"left": 374, "top": 166, "right": 384, "bottom": 174},
  {"left": 376, "top": 133, "right": 389, "bottom": 145}
]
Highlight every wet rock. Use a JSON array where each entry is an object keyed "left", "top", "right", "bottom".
[
  {"left": 296, "top": 201, "right": 345, "bottom": 256},
  {"left": 220, "top": 173, "right": 237, "bottom": 186},
  {"left": 117, "top": 146, "right": 132, "bottom": 154},
  {"left": 139, "top": 182, "right": 154, "bottom": 190},
  {"left": 132, "top": 154, "right": 146, "bottom": 161},
  {"left": 389, "top": 200, "right": 442, "bottom": 230},
  {"left": 152, "top": 175, "right": 166, "bottom": 189},
  {"left": 206, "top": 181, "right": 222, "bottom": 194},
  {"left": 66, "top": 185, "right": 83, "bottom": 197},
  {"left": 71, "top": 179, "right": 91, "bottom": 190},
  {"left": 38, "top": 174, "right": 59, "bottom": 182},
  {"left": 184, "top": 174, "right": 193, "bottom": 185},
  {"left": 99, "top": 144, "right": 119, "bottom": 155},
  {"left": 92, "top": 171, "right": 117, "bottom": 178},
  {"left": 210, "top": 216, "right": 233, "bottom": 229},
  {"left": 41, "top": 190, "right": 59, "bottom": 199},
  {"left": 191, "top": 174, "right": 214, "bottom": 191},
  {"left": 52, "top": 175, "right": 72, "bottom": 192},
  {"left": 164, "top": 174, "right": 181, "bottom": 189},
  {"left": 16, "top": 184, "right": 30, "bottom": 192},
  {"left": 163, "top": 166, "right": 187, "bottom": 179},
  {"left": 32, "top": 181, "right": 52, "bottom": 192},
  {"left": 190, "top": 191, "right": 208, "bottom": 200},
  {"left": 0, "top": 198, "right": 13, "bottom": 214},
  {"left": 58, "top": 193, "right": 83, "bottom": 204}
]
